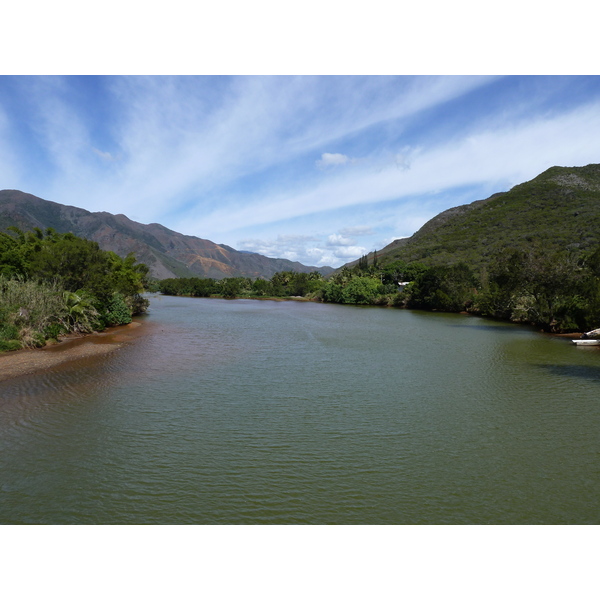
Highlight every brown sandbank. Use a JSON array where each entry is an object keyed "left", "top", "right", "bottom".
[{"left": 0, "top": 321, "right": 151, "bottom": 383}]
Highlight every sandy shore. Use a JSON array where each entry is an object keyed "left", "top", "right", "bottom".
[{"left": 0, "top": 321, "right": 148, "bottom": 383}]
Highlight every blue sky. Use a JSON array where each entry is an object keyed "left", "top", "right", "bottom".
[{"left": 2, "top": 75, "right": 600, "bottom": 267}]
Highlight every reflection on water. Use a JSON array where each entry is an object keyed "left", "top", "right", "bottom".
[
  {"left": 536, "top": 363, "right": 600, "bottom": 383},
  {"left": 1, "top": 296, "right": 599, "bottom": 524}
]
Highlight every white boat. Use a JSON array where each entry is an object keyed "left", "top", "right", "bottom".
[{"left": 572, "top": 339, "right": 600, "bottom": 346}]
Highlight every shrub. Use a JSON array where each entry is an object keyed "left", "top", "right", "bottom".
[
  {"left": 0, "top": 322, "right": 20, "bottom": 341},
  {"left": 341, "top": 277, "right": 381, "bottom": 305},
  {"left": 62, "top": 290, "right": 100, "bottom": 333},
  {"left": 322, "top": 282, "right": 345, "bottom": 303},
  {"left": 18, "top": 327, "right": 46, "bottom": 348},
  {"left": 0, "top": 339, "right": 22, "bottom": 352},
  {"left": 102, "top": 293, "right": 132, "bottom": 326},
  {"left": 43, "top": 322, "right": 66, "bottom": 341}
]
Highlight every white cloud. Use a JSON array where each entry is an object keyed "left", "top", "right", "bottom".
[
  {"left": 92, "top": 147, "right": 118, "bottom": 161},
  {"left": 317, "top": 150, "right": 412, "bottom": 172},
  {"left": 327, "top": 233, "right": 355, "bottom": 246},
  {"left": 238, "top": 234, "right": 324, "bottom": 265},
  {"left": 332, "top": 245, "right": 366, "bottom": 259},
  {"left": 237, "top": 233, "right": 367, "bottom": 268},
  {"left": 316, "top": 153, "right": 353, "bottom": 168},
  {"left": 325, "top": 231, "right": 369, "bottom": 264}
]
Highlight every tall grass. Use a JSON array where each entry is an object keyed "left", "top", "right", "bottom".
[{"left": 0, "top": 276, "right": 67, "bottom": 349}]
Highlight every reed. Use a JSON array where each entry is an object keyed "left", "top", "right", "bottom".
[{"left": 0, "top": 276, "right": 66, "bottom": 348}]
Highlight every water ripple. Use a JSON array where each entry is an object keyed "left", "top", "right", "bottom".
[{"left": 2, "top": 298, "right": 600, "bottom": 524}]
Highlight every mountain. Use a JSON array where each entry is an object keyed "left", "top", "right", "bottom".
[
  {"left": 351, "top": 163, "right": 600, "bottom": 272},
  {"left": 0, "top": 190, "right": 334, "bottom": 280}
]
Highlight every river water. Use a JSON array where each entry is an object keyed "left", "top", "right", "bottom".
[{"left": 1, "top": 295, "right": 599, "bottom": 524}]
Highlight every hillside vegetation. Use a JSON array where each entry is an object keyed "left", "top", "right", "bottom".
[{"left": 372, "top": 164, "right": 600, "bottom": 270}]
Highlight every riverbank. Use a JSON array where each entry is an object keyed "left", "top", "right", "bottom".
[{"left": 0, "top": 320, "right": 150, "bottom": 383}]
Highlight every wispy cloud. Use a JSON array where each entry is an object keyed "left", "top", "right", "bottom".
[
  {"left": 239, "top": 233, "right": 368, "bottom": 267},
  {"left": 92, "top": 147, "right": 118, "bottom": 161},
  {"left": 188, "top": 98, "right": 600, "bottom": 235},
  {"left": 8, "top": 76, "right": 496, "bottom": 217},
  {"left": 327, "top": 233, "right": 355, "bottom": 246},
  {"left": 316, "top": 153, "right": 355, "bottom": 168},
  {"left": 238, "top": 234, "right": 323, "bottom": 265},
  {"left": 330, "top": 245, "right": 367, "bottom": 259},
  {"left": 3, "top": 75, "right": 600, "bottom": 268}
]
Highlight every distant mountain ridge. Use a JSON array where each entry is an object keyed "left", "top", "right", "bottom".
[
  {"left": 0, "top": 190, "right": 334, "bottom": 280},
  {"left": 347, "top": 163, "right": 600, "bottom": 271}
]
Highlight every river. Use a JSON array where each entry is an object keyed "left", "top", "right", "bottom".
[{"left": 1, "top": 295, "right": 599, "bottom": 524}]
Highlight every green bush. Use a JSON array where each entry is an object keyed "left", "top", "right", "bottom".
[
  {"left": 43, "top": 322, "right": 66, "bottom": 340},
  {"left": 391, "top": 292, "right": 407, "bottom": 307},
  {"left": 0, "top": 322, "right": 20, "bottom": 340},
  {"left": 408, "top": 263, "right": 476, "bottom": 312},
  {"left": 63, "top": 290, "right": 100, "bottom": 333},
  {"left": 322, "top": 282, "right": 344, "bottom": 303},
  {"left": 341, "top": 277, "right": 381, "bottom": 305},
  {"left": 0, "top": 339, "right": 22, "bottom": 352},
  {"left": 103, "top": 293, "right": 132, "bottom": 326}
]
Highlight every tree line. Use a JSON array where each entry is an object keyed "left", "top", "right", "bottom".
[
  {"left": 158, "top": 245, "right": 600, "bottom": 333},
  {"left": 0, "top": 227, "right": 149, "bottom": 351}
]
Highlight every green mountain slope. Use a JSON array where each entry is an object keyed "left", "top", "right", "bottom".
[
  {"left": 0, "top": 190, "right": 333, "bottom": 280},
  {"left": 372, "top": 163, "right": 600, "bottom": 271}
]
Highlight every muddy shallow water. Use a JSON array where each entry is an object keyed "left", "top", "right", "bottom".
[{"left": 0, "top": 319, "right": 155, "bottom": 382}]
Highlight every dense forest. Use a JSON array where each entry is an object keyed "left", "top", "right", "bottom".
[
  {"left": 158, "top": 245, "right": 600, "bottom": 334},
  {"left": 0, "top": 227, "right": 149, "bottom": 351}
]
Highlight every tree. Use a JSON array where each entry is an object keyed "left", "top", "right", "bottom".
[
  {"left": 252, "top": 278, "right": 273, "bottom": 296},
  {"left": 341, "top": 276, "right": 381, "bottom": 305},
  {"left": 475, "top": 244, "right": 599, "bottom": 331},
  {"left": 322, "top": 281, "right": 345, "bottom": 303},
  {"left": 408, "top": 263, "right": 476, "bottom": 312},
  {"left": 380, "top": 260, "right": 428, "bottom": 285}
]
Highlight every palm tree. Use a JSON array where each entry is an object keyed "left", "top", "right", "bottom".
[{"left": 62, "top": 290, "right": 99, "bottom": 333}]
